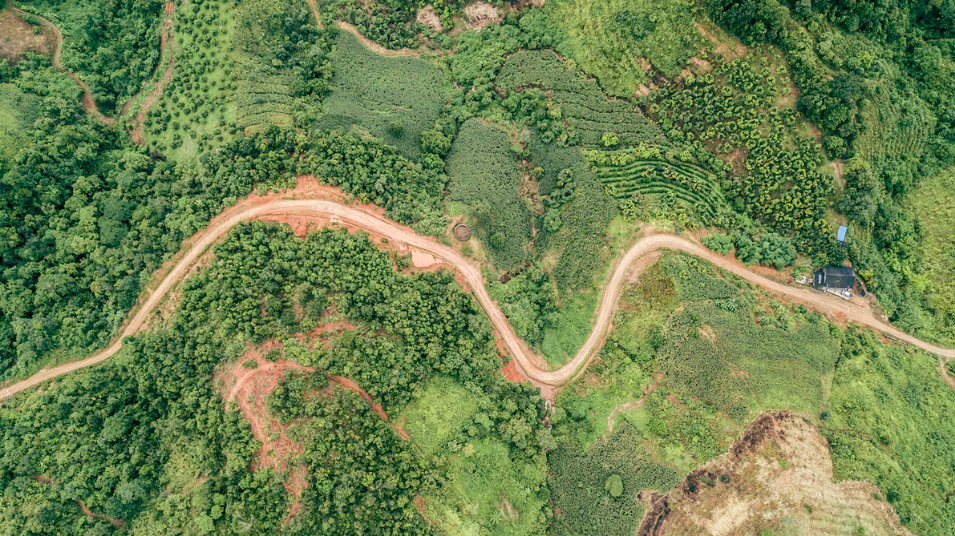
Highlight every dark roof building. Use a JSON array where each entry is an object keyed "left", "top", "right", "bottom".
[{"left": 814, "top": 266, "right": 855, "bottom": 289}]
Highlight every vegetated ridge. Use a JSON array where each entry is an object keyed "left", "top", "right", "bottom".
[{"left": 2, "top": 187, "right": 952, "bottom": 401}]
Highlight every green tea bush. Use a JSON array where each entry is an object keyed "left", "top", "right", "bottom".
[
  {"left": 447, "top": 119, "right": 532, "bottom": 270},
  {"left": 496, "top": 50, "right": 666, "bottom": 147},
  {"left": 316, "top": 30, "right": 446, "bottom": 158},
  {"left": 548, "top": 423, "right": 678, "bottom": 535},
  {"left": 734, "top": 232, "right": 797, "bottom": 270}
]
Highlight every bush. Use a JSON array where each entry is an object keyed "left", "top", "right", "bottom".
[{"left": 702, "top": 233, "right": 734, "bottom": 255}]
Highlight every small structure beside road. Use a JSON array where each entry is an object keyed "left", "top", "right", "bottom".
[{"left": 814, "top": 266, "right": 856, "bottom": 299}]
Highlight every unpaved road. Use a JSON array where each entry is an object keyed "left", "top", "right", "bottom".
[{"left": 1, "top": 196, "right": 954, "bottom": 400}]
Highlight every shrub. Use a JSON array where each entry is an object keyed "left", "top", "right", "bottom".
[{"left": 702, "top": 233, "right": 734, "bottom": 255}]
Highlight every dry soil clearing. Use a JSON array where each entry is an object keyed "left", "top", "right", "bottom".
[
  {"left": 0, "top": 7, "right": 52, "bottom": 61},
  {"left": 639, "top": 411, "right": 913, "bottom": 536}
]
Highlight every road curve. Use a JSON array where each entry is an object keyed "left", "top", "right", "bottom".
[{"left": 1, "top": 197, "right": 953, "bottom": 400}]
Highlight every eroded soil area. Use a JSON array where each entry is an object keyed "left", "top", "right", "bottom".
[
  {"left": 639, "top": 411, "right": 912, "bottom": 536},
  {"left": 0, "top": 8, "right": 52, "bottom": 61}
]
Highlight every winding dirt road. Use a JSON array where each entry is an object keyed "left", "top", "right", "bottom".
[{"left": 1, "top": 192, "right": 953, "bottom": 401}]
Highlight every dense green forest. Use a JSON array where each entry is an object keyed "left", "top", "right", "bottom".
[{"left": 1, "top": 0, "right": 954, "bottom": 533}]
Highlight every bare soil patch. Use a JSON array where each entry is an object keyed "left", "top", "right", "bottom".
[
  {"left": 501, "top": 359, "right": 528, "bottom": 383},
  {"left": 694, "top": 22, "right": 747, "bottom": 61},
  {"left": 464, "top": 2, "right": 502, "bottom": 30},
  {"left": 416, "top": 5, "right": 443, "bottom": 33},
  {"left": 638, "top": 411, "right": 913, "bottom": 536},
  {"left": 0, "top": 8, "right": 52, "bottom": 61}
]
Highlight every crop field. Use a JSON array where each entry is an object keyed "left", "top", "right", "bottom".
[
  {"left": 645, "top": 46, "right": 834, "bottom": 252},
  {"left": 447, "top": 118, "right": 532, "bottom": 271},
  {"left": 316, "top": 29, "right": 445, "bottom": 159},
  {"left": 496, "top": 49, "right": 666, "bottom": 148},
  {"left": 548, "top": 423, "right": 679, "bottom": 535},
  {"left": 531, "top": 0, "right": 700, "bottom": 97},
  {"left": 588, "top": 147, "right": 729, "bottom": 223},
  {"left": 143, "top": 0, "right": 237, "bottom": 156},
  {"left": 856, "top": 80, "right": 936, "bottom": 170}
]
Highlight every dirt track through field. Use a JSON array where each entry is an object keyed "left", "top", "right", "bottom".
[
  {"left": 8, "top": 0, "right": 173, "bottom": 131},
  {"left": 1, "top": 192, "right": 954, "bottom": 400}
]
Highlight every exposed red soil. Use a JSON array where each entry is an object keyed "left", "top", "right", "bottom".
[
  {"left": 501, "top": 359, "right": 528, "bottom": 382},
  {"left": 327, "top": 374, "right": 411, "bottom": 440},
  {"left": 29, "top": 476, "right": 124, "bottom": 528},
  {"left": 0, "top": 8, "right": 53, "bottom": 61},
  {"left": 130, "top": 1, "right": 175, "bottom": 145},
  {"left": 78, "top": 500, "right": 124, "bottom": 529},
  {"left": 217, "top": 331, "right": 413, "bottom": 522}
]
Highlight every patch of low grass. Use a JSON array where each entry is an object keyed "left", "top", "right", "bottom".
[
  {"left": 906, "top": 167, "right": 955, "bottom": 342},
  {"left": 426, "top": 438, "right": 548, "bottom": 536},
  {"left": 540, "top": 291, "right": 597, "bottom": 368},
  {"left": 524, "top": 0, "right": 701, "bottom": 96},
  {"left": 398, "top": 376, "right": 486, "bottom": 456}
]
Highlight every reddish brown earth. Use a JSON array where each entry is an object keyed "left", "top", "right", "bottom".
[
  {"left": 0, "top": 7, "right": 53, "bottom": 61},
  {"left": 130, "top": 1, "right": 175, "bottom": 144},
  {"left": 29, "top": 476, "right": 124, "bottom": 528}
]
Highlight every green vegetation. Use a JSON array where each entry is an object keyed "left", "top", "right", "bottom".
[
  {"left": 588, "top": 145, "right": 729, "bottom": 225},
  {"left": 0, "top": 83, "right": 39, "bottom": 169},
  {"left": 447, "top": 118, "right": 531, "bottom": 271},
  {"left": 18, "top": 0, "right": 163, "bottom": 111},
  {"left": 701, "top": 0, "right": 955, "bottom": 340},
  {"left": 143, "top": 0, "right": 238, "bottom": 156},
  {"left": 319, "top": 0, "right": 432, "bottom": 51},
  {"left": 824, "top": 331, "right": 955, "bottom": 535},
  {"left": 643, "top": 46, "right": 839, "bottom": 261},
  {"left": 905, "top": 169, "right": 955, "bottom": 341},
  {"left": 521, "top": 0, "right": 701, "bottom": 96},
  {"left": 496, "top": 49, "right": 666, "bottom": 147},
  {"left": 317, "top": 29, "right": 446, "bottom": 159},
  {"left": 548, "top": 423, "right": 678, "bottom": 535},
  {"left": 0, "top": 222, "right": 551, "bottom": 533},
  {"left": 232, "top": 0, "right": 333, "bottom": 134}
]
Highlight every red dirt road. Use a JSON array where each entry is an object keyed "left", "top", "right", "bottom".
[{"left": 2, "top": 189, "right": 954, "bottom": 400}]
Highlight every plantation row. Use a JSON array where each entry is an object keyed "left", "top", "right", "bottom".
[{"left": 497, "top": 50, "right": 666, "bottom": 147}]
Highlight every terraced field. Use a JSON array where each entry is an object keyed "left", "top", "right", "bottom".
[
  {"left": 496, "top": 49, "right": 666, "bottom": 147},
  {"left": 591, "top": 155, "right": 729, "bottom": 217}
]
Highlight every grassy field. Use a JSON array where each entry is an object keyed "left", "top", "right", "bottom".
[
  {"left": 398, "top": 376, "right": 486, "bottom": 456},
  {"left": 447, "top": 118, "right": 532, "bottom": 272},
  {"left": 316, "top": 29, "right": 446, "bottom": 159},
  {"left": 530, "top": 0, "right": 701, "bottom": 96},
  {"left": 906, "top": 168, "right": 955, "bottom": 339},
  {"left": 824, "top": 331, "right": 955, "bottom": 535},
  {"left": 142, "top": 0, "right": 238, "bottom": 158},
  {"left": 401, "top": 378, "right": 548, "bottom": 535}
]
